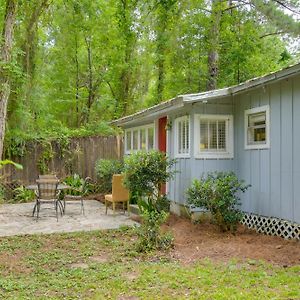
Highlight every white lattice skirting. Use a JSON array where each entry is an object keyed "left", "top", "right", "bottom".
[{"left": 241, "top": 213, "right": 300, "bottom": 240}]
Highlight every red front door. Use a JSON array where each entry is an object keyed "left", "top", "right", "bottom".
[
  {"left": 158, "top": 116, "right": 167, "bottom": 194},
  {"left": 158, "top": 116, "right": 167, "bottom": 153}
]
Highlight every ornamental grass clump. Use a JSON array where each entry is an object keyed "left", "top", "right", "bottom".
[
  {"left": 187, "top": 172, "right": 250, "bottom": 232},
  {"left": 124, "top": 150, "right": 177, "bottom": 251}
]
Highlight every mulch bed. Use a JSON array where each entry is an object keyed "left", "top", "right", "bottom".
[{"left": 161, "top": 214, "right": 300, "bottom": 266}]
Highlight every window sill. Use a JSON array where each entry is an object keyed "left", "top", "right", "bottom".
[
  {"left": 194, "top": 153, "right": 234, "bottom": 159},
  {"left": 245, "top": 143, "right": 270, "bottom": 150},
  {"left": 174, "top": 154, "right": 190, "bottom": 159}
]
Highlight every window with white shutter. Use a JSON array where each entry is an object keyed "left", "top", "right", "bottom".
[
  {"left": 245, "top": 105, "right": 270, "bottom": 149},
  {"left": 125, "top": 124, "right": 155, "bottom": 153},
  {"left": 195, "top": 114, "right": 233, "bottom": 159},
  {"left": 175, "top": 116, "right": 190, "bottom": 157}
]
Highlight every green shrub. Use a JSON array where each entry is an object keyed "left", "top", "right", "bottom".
[
  {"left": 136, "top": 209, "right": 173, "bottom": 252},
  {"left": 124, "top": 150, "right": 176, "bottom": 212},
  {"left": 187, "top": 172, "right": 250, "bottom": 232},
  {"left": 124, "top": 150, "right": 176, "bottom": 251},
  {"left": 64, "top": 174, "right": 94, "bottom": 195},
  {"left": 13, "top": 186, "right": 35, "bottom": 203},
  {"left": 95, "top": 159, "right": 124, "bottom": 193}
]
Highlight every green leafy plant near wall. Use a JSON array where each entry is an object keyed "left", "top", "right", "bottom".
[
  {"left": 0, "top": 160, "right": 23, "bottom": 203},
  {"left": 187, "top": 172, "right": 250, "bottom": 232},
  {"left": 13, "top": 186, "right": 35, "bottom": 203},
  {"left": 37, "top": 142, "right": 55, "bottom": 174},
  {"left": 124, "top": 150, "right": 177, "bottom": 252},
  {"left": 95, "top": 159, "right": 124, "bottom": 193}
]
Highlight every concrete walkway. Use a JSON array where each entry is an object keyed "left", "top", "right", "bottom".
[{"left": 0, "top": 200, "right": 137, "bottom": 237}]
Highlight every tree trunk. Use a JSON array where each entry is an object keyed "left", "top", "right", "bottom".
[
  {"left": 156, "top": 33, "right": 166, "bottom": 104},
  {"left": 207, "top": 0, "right": 222, "bottom": 91},
  {"left": 22, "top": 0, "right": 48, "bottom": 104},
  {"left": 0, "top": 0, "right": 17, "bottom": 160},
  {"left": 75, "top": 34, "right": 80, "bottom": 127}
]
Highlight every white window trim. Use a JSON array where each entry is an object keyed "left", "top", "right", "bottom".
[
  {"left": 244, "top": 105, "right": 270, "bottom": 150},
  {"left": 194, "top": 114, "right": 234, "bottom": 159},
  {"left": 174, "top": 115, "right": 190, "bottom": 158},
  {"left": 124, "top": 124, "right": 155, "bottom": 154}
]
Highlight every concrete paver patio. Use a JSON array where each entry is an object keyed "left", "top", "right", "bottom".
[{"left": 0, "top": 200, "right": 136, "bottom": 237}]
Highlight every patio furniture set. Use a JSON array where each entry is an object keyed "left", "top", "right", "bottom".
[{"left": 28, "top": 174, "right": 130, "bottom": 221}]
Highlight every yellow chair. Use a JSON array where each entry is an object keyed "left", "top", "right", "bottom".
[{"left": 105, "top": 174, "right": 129, "bottom": 214}]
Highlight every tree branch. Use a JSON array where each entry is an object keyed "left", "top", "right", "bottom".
[
  {"left": 260, "top": 30, "right": 287, "bottom": 38},
  {"left": 272, "top": 0, "right": 300, "bottom": 15}
]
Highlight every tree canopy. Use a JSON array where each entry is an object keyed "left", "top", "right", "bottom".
[{"left": 1, "top": 0, "right": 300, "bottom": 157}]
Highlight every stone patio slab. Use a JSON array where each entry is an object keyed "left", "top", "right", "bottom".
[{"left": 0, "top": 200, "right": 137, "bottom": 237}]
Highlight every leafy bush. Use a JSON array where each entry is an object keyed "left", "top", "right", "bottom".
[
  {"left": 124, "top": 150, "right": 176, "bottom": 211},
  {"left": 136, "top": 209, "right": 173, "bottom": 252},
  {"left": 64, "top": 174, "right": 94, "bottom": 196},
  {"left": 13, "top": 186, "right": 35, "bottom": 203},
  {"left": 124, "top": 150, "right": 176, "bottom": 251},
  {"left": 187, "top": 172, "right": 250, "bottom": 232},
  {"left": 95, "top": 159, "right": 124, "bottom": 193},
  {"left": 0, "top": 160, "right": 23, "bottom": 170}
]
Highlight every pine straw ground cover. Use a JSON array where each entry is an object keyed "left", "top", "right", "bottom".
[{"left": 0, "top": 220, "right": 299, "bottom": 299}]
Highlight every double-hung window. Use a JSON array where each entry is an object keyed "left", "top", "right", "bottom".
[
  {"left": 175, "top": 115, "right": 190, "bottom": 157},
  {"left": 125, "top": 124, "right": 155, "bottom": 153},
  {"left": 245, "top": 105, "right": 270, "bottom": 149},
  {"left": 194, "top": 114, "right": 233, "bottom": 159}
]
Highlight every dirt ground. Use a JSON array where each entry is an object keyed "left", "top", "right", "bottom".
[{"left": 135, "top": 214, "right": 300, "bottom": 267}]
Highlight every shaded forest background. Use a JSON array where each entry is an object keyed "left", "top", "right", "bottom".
[{"left": 1, "top": 0, "right": 300, "bottom": 158}]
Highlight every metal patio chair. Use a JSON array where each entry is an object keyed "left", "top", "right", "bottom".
[{"left": 32, "top": 178, "right": 63, "bottom": 221}]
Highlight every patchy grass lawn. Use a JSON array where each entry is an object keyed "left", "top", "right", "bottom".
[{"left": 0, "top": 227, "right": 299, "bottom": 299}]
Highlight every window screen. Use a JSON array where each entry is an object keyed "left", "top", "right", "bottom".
[
  {"left": 199, "top": 119, "right": 227, "bottom": 152},
  {"left": 148, "top": 127, "right": 154, "bottom": 150},
  {"left": 140, "top": 129, "right": 146, "bottom": 150},
  {"left": 176, "top": 116, "right": 189, "bottom": 155},
  {"left": 126, "top": 131, "right": 131, "bottom": 151},
  {"left": 247, "top": 112, "right": 266, "bottom": 145}
]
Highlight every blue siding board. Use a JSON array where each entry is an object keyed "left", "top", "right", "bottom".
[
  {"left": 280, "top": 80, "right": 294, "bottom": 221},
  {"left": 260, "top": 150, "right": 270, "bottom": 216},
  {"left": 250, "top": 150, "right": 261, "bottom": 213},
  {"left": 269, "top": 83, "right": 282, "bottom": 219},
  {"left": 292, "top": 78, "right": 300, "bottom": 223},
  {"left": 259, "top": 87, "right": 271, "bottom": 216},
  {"left": 236, "top": 94, "right": 252, "bottom": 212}
]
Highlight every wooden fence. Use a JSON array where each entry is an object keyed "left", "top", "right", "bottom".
[{"left": 1, "top": 135, "right": 123, "bottom": 184}]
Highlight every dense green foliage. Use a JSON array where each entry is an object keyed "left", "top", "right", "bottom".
[
  {"left": 95, "top": 159, "right": 124, "bottom": 193},
  {"left": 1, "top": 0, "right": 299, "bottom": 151},
  {"left": 187, "top": 172, "right": 250, "bottom": 232},
  {"left": 124, "top": 150, "right": 176, "bottom": 251},
  {"left": 124, "top": 150, "right": 176, "bottom": 208},
  {"left": 135, "top": 209, "right": 173, "bottom": 252},
  {"left": 63, "top": 174, "right": 94, "bottom": 196},
  {"left": 12, "top": 185, "right": 35, "bottom": 203}
]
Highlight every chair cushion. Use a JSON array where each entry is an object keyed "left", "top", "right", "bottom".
[{"left": 105, "top": 194, "right": 113, "bottom": 201}]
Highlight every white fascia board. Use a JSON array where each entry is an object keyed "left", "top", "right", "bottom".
[{"left": 182, "top": 88, "right": 231, "bottom": 103}]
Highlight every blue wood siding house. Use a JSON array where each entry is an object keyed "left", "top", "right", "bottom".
[{"left": 113, "top": 63, "right": 300, "bottom": 238}]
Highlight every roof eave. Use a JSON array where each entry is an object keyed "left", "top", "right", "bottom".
[{"left": 111, "top": 96, "right": 184, "bottom": 127}]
